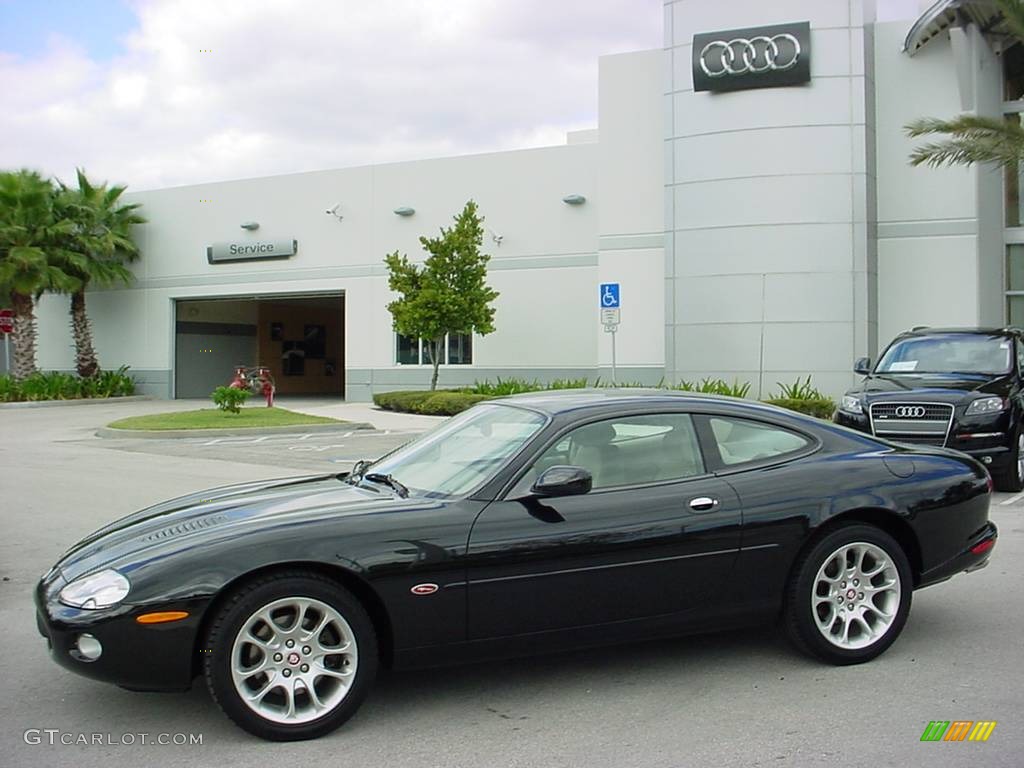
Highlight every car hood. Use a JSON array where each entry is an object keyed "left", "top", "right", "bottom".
[
  {"left": 848, "top": 373, "right": 1013, "bottom": 402},
  {"left": 52, "top": 474, "right": 400, "bottom": 584}
]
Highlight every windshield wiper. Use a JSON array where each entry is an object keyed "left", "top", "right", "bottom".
[{"left": 364, "top": 473, "right": 409, "bottom": 498}]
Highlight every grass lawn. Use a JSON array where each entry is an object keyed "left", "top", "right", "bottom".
[{"left": 107, "top": 407, "right": 345, "bottom": 431}]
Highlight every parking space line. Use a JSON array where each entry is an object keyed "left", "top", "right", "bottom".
[{"left": 999, "top": 490, "right": 1024, "bottom": 506}]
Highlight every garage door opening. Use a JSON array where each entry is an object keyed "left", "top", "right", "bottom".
[{"left": 174, "top": 294, "right": 345, "bottom": 399}]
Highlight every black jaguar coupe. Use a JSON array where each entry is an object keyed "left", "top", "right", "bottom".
[{"left": 36, "top": 390, "right": 997, "bottom": 740}]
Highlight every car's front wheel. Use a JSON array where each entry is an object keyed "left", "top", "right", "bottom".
[
  {"left": 993, "top": 430, "right": 1024, "bottom": 493},
  {"left": 203, "top": 572, "right": 377, "bottom": 740},
  {"left": 785, "top": 524, "right": 911, "bottom": 665}
]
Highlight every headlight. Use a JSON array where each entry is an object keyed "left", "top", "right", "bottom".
[
  {"left": 59, "top": 569, "right": 130, "bottom": 609},
  {"left": 965, "top": 397, "right": 1006, "bottom": 416},
  {"left": 840, "top": 395, "right": 863, "bottom": 414}
]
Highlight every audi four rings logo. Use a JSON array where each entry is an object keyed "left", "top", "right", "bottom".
[
  {"left": 894, "top": 406, "right": 927, "bottom": 418},
  {"left": 698, "top": 34, "right": 801, "bottom": 78},
  {"left": 691, "top": 22, "right": 810, "bottom": 93}
]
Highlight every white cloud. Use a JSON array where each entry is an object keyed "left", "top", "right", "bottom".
[{"left": 0, "top": 0, "right": 661, "bottom": 190}]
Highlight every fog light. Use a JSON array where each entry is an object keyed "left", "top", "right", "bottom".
[
  {"left": 75, "top": 633, "right": 102, "bottom": 661},
  {"left": 981, "top": 456, "right": 992, "bottom": 464}
]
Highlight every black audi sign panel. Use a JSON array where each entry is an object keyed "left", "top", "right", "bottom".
[{"left": 692, "top": 21, "right": 811, "bottom": 93}]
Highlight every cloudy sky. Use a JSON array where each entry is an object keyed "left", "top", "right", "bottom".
[{"left": 1, "top": 0, "right": 924, "bottom": 191}]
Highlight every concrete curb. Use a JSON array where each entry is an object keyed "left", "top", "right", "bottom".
[
  {"left": 0, "top": 395, "right": 153, "bottom": 410},
  {"left": 95, "top": 421, "right": 376, "bottom": 440}
]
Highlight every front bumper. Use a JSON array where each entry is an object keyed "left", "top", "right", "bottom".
[
  {"left": 34, "top": 570, "right": 207, "bottom": 692},
  {"left": 835, "top": 410, "right": 1013, "bottom": 469}
]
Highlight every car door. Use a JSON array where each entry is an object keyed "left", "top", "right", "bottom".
[{"left": 464, "top": 411, "right": 742, "bottom": 640}]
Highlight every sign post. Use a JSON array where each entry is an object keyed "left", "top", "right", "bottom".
[
  {"left": 599, "top": 284, "right": 621, "bottom": 384},
  {"left": 0, "top": 309, "right": 13, "bottom": 376}
]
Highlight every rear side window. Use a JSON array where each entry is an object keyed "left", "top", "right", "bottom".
[{"left": 707, "top": 417, "right": 810, "bottom": 467}]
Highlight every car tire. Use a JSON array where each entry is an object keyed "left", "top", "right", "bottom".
[
  {"left": 202, "top": 571, "right": 378, "bottom": 741},
  {"left": 784, "top": 524, "right": 912, "bottom": 666},
  {"left": 993, "top": 429, "right": 1024, "bottom": 493}
]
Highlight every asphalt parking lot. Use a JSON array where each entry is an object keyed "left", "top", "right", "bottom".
[{"left": 1, "top": 400, "right": 1022, "bottom": 767}]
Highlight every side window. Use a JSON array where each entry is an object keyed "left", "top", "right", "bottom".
[
  {"left": 707, "top": 416, "right": 810, "bottom": 467},
  {"left": 524, "top": 413, "right": 704, "bottom": 491},
  {"left": 1017, "top": 339, "right": 1024, "bottom": 374}
]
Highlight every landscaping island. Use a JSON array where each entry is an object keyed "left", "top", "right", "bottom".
[{"left": 107, "top": 407, "right": 344, "bottom": 431}]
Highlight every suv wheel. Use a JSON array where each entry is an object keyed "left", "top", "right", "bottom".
[{"left": 994, "top": 431, "right": 1024, "bottom": 493}]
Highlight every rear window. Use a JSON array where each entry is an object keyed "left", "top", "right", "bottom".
[{"left": 708, "top": 417, "right": 811, "bottom": 467}]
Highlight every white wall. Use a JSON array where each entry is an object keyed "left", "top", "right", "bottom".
[
  {"left": 664, "top": 0, "right": 875, "bottom": 397},
  {"left": 79, "top": 142, "right": 601, "bottom": 396},
  {"left": 597, "top": 49, "right": 665, "bottom": 375},
  {"left": 873, "top": 20, "right": 998, "bottom": 348}
]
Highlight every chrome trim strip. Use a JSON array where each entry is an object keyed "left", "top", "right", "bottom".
[{"left": 466, "top": 547, "right": 741, "bottom": 585}]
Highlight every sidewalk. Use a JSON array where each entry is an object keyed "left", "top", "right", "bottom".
[{"left": 275, "top": 398, "right": 447, "bottom": 432}]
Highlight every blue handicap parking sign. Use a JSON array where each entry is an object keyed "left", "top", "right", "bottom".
[{"left": 599, "top": 283, "right": 620, "bottom": 308}]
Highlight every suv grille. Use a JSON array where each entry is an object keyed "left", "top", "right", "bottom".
[{"left": 869, "top": 402, "right": 953, "bottom": 447}]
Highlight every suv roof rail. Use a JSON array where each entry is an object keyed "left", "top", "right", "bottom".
[{"left": 909, "top": 325, "right": 929, "bottom": 332}]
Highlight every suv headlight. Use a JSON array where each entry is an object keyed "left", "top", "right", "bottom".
[
  {"left": 840, "top": 395, "right": 864, "bottom": 414},
  {"left": 965, "top": 397, "right": 1006, "bottom": 416},
  {"left": 59, "top": 569, "right": 130, "bottom": 609}
]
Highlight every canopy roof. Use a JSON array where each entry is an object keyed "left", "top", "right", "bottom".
[{"left": 903, "top": 0, "right": 1007, "bottom": 56}]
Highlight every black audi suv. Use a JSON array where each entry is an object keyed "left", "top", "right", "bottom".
[{"left": 836, "top": 327, "right": 1024, "bottom": 491}]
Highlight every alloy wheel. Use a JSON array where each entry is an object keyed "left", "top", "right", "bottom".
[
  {"left": 230, "top": 597, "right": 358, "bottom": 725},
  {"left": 811, "top": 541, "right": 901, "bottom": 650},
  {"left": 1017, "top": 433, "right": 1024, "bottom": 483}
]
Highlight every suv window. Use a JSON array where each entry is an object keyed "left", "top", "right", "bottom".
[
  {"left": 875, "top": 333, "right": 1012, "bottom": 375},
  {"left": 523, "top": 413, "right": 704, "bottom": 491},
  {"left": 707, "top": 417, "right": 810, "bottom": 467},
  {"left": 1017, "top": 339, "right": 1024, "bottom": 374}
]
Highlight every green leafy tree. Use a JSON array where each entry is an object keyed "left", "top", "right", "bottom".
[
  {"left": 906, "top": 0, "right": 1024, "bottom": 169},
  {"left": 55, "top": 169, "right": 146, "bottom": 377},
  {"left": 384, "top": 200, "right": 499, "bottom": 390},
  {"left": 0, "top": 170, "right": 79, "bottom": 379}
]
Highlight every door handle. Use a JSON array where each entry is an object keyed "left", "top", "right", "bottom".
[{"left": 689, "top": 497, "right": 719, "bottom": 512}]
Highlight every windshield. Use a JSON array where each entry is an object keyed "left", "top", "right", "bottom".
[
  {"left": 358, "top": 404, "right": 546, "bottom": 498},
  {"left": 875, "top": 334, "right": 1013, "bottom": 375}
]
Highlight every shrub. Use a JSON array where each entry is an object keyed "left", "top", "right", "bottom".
[
  {"left": 773, "top": 375, "right": 826, "bottom": 401},
  {"left": 211, "top": 385, "right": 250, "bottom": 413},
  {"left": 672, "top": 377, "right": 752, "bottom": 398},
  {"left": 0, "top": 366, "right": 136, "bottom": 402},
  {"left": 417, "top": 391, "right": 492, "bottom": 415},
  {"left": 763, "top": 397, "right": 837, "bottom": 419}
]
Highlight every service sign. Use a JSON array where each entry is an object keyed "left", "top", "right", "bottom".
[
  {"left": 692, "top": 21, "right": 810, "bottom": 93},
  {"left": 207, "top": 239, "right": 297, "bottom": 264}
]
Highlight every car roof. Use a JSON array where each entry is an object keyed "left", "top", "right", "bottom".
[
  {"left": 898, "top": 327, "right": 1021, "bottom": 338},
  {"left": 491, "top": 388, "right": 778, "bottom": 417}
]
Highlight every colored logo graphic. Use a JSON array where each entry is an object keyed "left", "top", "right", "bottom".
[{"left": 920, "top": 721, "right": 997, "bottom": 742}]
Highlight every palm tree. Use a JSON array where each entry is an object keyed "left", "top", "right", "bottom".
[
  {"left": 906, "top": 0, "right": 1024, "bottom": 169},
  {"left": 56, "top": 169, "right": 146, "bottom": 377},
  {"left": 0, "top": 170, "right": 79, "bottom": 380}
]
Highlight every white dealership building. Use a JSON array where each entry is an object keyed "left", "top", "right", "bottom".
[{"left": 24, "top": 0, "right": 1024, "bottom": 400}]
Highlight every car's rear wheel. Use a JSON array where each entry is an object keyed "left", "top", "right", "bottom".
[
  {"left": 785, "top": 524, "right": 911, "bottom": 665},
  {"left": 203, "top": 572, "right": 377, "bottom": 740},
  {"left": 993, "top": 430, "right": 1024, "bottom": 493}
]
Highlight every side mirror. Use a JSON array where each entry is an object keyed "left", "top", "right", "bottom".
[
  {"left": 532, "top": 465, "right": 592, "bottom": 497},
  {"left": 854, "top": 357, "right": 872, "bottom": 375}
]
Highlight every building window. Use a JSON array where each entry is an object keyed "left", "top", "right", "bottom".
[
  {"left": 396, "top": 333, "right": 420, "bottom": 365},
  {"left": 395, "top": 333, "right": 473, "bottom": 365}
]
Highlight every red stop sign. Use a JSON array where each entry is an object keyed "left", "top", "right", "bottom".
[{"left": 0, "top": 309, "right": 13, "bottom": 335}]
